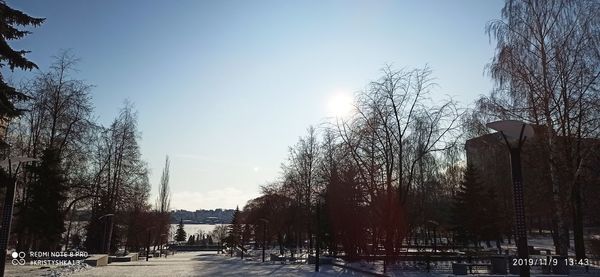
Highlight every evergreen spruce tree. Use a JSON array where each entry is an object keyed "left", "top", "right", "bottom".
[
  {"left": 228, "top": 207, "right": 242, "bottom": 242},
  {"left": 174, "top": 219, "right": 187, "bottom": 242},
  {"left": 451, "top": 163, "right": 487, "bottom": 247},
  {"left": 226, "top": 206, "right": 242, "bottom": 256},
  {"left": 0, "top": 1, "right": 44, "bottom": 118},
  {"left": 481, "top": 187, "right": 503, "bottom": 248},
  {"left": 24, "top": 148, "right": 67, "bottom": 250}
]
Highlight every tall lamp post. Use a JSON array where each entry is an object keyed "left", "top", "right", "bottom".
[
  {"left": 315, "top": 195, "right": 324, "bottom": 272},
  {"left": 0, "top": 157, "right": 38, "bottom": 277},
  {"left": 258, "top": 218, "right": 269, "bottom": 263},
  {"left": 99, "top": 213, "right": 114, "bottom": 255},
  {"left": 487, "top": 120, "right": 534, "bottom": 277}
]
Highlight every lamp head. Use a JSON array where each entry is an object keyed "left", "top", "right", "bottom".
[{"left": 486, "top": 120, "right": 534, "bottom": 148}]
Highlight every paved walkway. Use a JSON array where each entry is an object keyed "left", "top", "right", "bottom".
[{"left": 68, "top": 252, "right": 367, "bottom": 277}]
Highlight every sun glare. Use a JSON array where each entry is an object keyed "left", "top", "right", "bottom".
[{"left": 327, "top": 91, "right": 354, "bottom": 118}]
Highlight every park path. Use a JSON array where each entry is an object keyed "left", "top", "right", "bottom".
[{"left": 68, "top": 251, "right": 367, "bottom": 277}]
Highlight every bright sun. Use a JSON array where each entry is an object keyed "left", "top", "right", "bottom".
[{"left": 327, "top": 91, "right": 354, "bottom": 118}]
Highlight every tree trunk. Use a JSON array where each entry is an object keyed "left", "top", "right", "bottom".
[
  {"left": 548, "top": 132, "right": 569, "bottom": 256},
  {"left": 572, "top": 182, "right": 586, "bottom": 259}
]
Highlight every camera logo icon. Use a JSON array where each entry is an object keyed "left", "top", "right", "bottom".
[{"left": 11, "top": 251, "right": 26, "bottom": 265}]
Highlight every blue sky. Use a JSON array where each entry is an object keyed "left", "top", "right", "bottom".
[{"left": 6, "top": 0, "right": 504, "bottom": 210}]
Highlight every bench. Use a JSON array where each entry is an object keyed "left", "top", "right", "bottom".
[
  {"left": 270, "top": 254, "right": 305, "bottom": 264},
  {"left": 270, "top": 254, "right": 285, "bottom": 263},
  {"left": 84, "top": 255, "right": 109, "bottom": 267},
  {"left": 109, "top": 256, "right": 131, "bottom": 263},
  {"left": 452, "top": 262, "right": 492, "bottom": 275},
  {"left": 529, "top": 246, "right": 541, "bottom": 255},
  {"left": 128, "top": 252, "right": 139, "bottom": 261},
  {"left": 141, "top": 251, "right": 154, "bottom": 259}
]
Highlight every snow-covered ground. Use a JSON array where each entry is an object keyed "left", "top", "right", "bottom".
[
  {"left": 64, "top": 251, "right": 366, "bottom": 276},
  {"left": 4, "top": 262, "right": 90, "bottom": 277},
  {"left": 6, "top": 236, "right": 597, "bottom": 276}
]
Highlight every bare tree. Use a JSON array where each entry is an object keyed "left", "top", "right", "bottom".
[
  {"left": 154, "top": 155, "right": 171, "bottom": 252},
  {"left": 85, "top": 102, "right": 150, "bottom": 253},
  {"left": 243, "top": 66, "right": 463, "bottom": 269},
  {"left": 156, "top": 155, "right": 171, "bottom": 213},
  {"left": 212, "top": 224, "right": 229, "bottom": 253},
  {"left": 282, "top": 126, "right": 319, "bottom": 251}
]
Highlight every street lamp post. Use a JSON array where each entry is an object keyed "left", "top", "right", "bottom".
[
  {"left": 0, "top": 157, "right": 38, "bottom": 277},
  {"left": 99, "top": 213, "right": 114, "bottom": 255},
  {"left": 160, "top": 233, "right": 168, "bottom": 258},
  {"left": 487, "top": 120, "right": 534, "bottom": 277},
  {"left": 258, "top": 218, "right": 269, "bottom": 263},
  {"left": 315, "top": 197, "right": 321, "bottom": 272}
]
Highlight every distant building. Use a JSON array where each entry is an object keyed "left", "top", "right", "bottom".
[{"left": 206, "top": 217, "right": 218, "bottom": 224}]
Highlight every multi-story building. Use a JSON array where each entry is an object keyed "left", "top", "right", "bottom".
[{"left": 465, "top": 128, "right": 600, "bottom": 231}]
